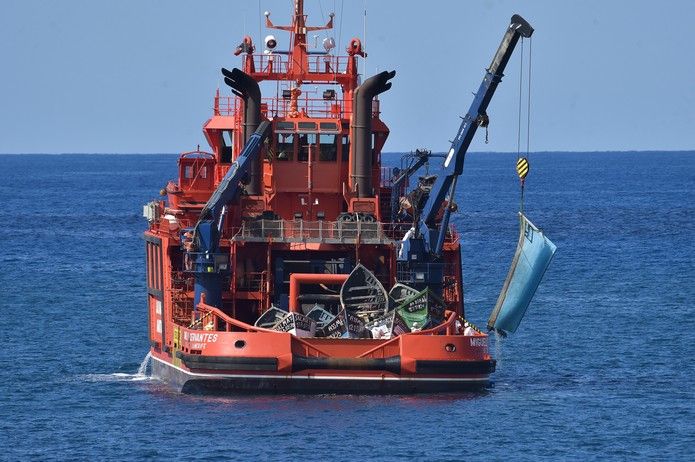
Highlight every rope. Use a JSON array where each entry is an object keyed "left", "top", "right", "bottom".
[
  {"left": 317, "top": 0, "right": 331, "bottom": 53},
  {"left": 526, "top": 37, "right": 532, "bottom": 157},
  {"left": 334, "top": 0, "right": 344, "bottom": 83},
  {"left": 520, "top": 174, "right": 525, "bottom": 214},
  {"left": 516, "top": 38, "right": 524, "bottom": 158},
  {"left": 363, "top": 0, "right": 368, "bottom": 74},
  {"left": 319, "top": 0, "right": 326, "bottom": 24},
  {"left": 337, "top": 0, "right": 344, "bottom": 53},
  {"left": 258, "top": 0, "right": 262, "bottom": 45},
  {"left": 514, "top": 37, "right": 533, "bottom": 215}
]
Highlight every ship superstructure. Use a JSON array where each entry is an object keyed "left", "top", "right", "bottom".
[{"left": 143, "top": 1, "right": 539, "bottom": 393}]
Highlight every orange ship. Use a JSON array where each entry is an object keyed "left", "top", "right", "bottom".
[{"left": 143, "top": 1, "right": 540, "bottom": 393}]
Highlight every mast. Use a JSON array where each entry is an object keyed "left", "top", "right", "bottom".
[{"left": 264, "top": 0, "right": 334, "bottom": 81}]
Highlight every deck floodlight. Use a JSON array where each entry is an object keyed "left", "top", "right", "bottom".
[
  {"left": 282, "top": 89, "right": 292, "bottom": 99},
  {"left": 322, "top": 89, "right": 336, "bottom": 100},
  {"left": 264, "top": 34, "right": 277, "bottom": 50}
]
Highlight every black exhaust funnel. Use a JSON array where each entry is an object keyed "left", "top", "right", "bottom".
[
  {"left": 221, "top": 67, "right": 262, "bottom": 195},
  {"left": 351, "top": 70, "right": 396, "bottom": 197}
]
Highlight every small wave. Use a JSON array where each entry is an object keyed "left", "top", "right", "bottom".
[
  {"left": 493, "top": 331, "right": 504, "bottom": 369},
  {"left": 81, "top": 352, "right": 153, "bottom": 383},
  {"left": 81, "top": 372, "right": 153, "bottom": 383}
]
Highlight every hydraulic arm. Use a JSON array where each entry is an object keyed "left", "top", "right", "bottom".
[
  {"left": 188, "top": 121, "right": 271, "bottom": 308},
  {"left": 405, "top": 14, "right": 533, "bottom": 262}
]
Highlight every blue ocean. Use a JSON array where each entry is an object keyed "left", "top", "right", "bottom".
[{"left": 1, "top": 152, "right": 693, "bottom": 460}]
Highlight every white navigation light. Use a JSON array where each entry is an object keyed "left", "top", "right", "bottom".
[
  {"left": 444, "top": 148, "right": 455, "bottom": 168},
  {"left": 264, "top": 34, "right": 277, "bottom": 50},
  {"left": 323, "top": 37, "right": 336, "bottom": 52}
]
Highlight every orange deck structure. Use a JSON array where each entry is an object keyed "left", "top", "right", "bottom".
[{"left": 142, "top": 1, "right": 533, "bottom": 393}]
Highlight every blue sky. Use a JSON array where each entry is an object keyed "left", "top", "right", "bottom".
[{"left": 1, "top": 0, "right": 694, "bottom": 153}]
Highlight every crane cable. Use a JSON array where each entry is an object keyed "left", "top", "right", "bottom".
[{"left": 515, "top": 37, "right": 532, "bottom": 214}]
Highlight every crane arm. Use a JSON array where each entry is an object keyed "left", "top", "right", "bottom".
[
  {"left": 416, "top": 15, "right": 533, "bottom": 256},
  {"left": 389, "top": 149, "right": 432, "bottom": 219},
  {"left": 392, "top": 155, "right": 428, "bottom": 189},
  {"left": 187, "top": 121, "right": 271, "bottom": 309},
  {"left": 193, "top": 121, "right": 271, "bottom": 253}
]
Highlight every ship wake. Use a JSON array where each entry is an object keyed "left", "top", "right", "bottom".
[{"left": 81, "top": 352, "right": 153, "bottom": 382}]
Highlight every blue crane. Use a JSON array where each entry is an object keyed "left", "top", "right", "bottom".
[
  {"left": 398, "top": 14, "right": 533, "bottom": 289},
  {"left": 187, "top": 121, "right": 271, "bottom": 309}
]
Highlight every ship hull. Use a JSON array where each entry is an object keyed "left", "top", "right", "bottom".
[
  {"left": 151, "top": 355, "right": 493, "bottom": 394},
  {"left": 149, "top": 309, "right": 495, "bottom": 394}
]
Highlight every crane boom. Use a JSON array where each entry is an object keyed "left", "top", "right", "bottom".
[
  {"left": 416, "top": 15, "right": 533, "bottom": 257},
  {"left": 189, "top": 121, "right": 271, "bottom": 308}
]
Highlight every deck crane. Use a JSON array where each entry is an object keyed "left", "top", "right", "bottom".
[
  {"left": 389, "top": 149, "right": 444, "bottom": 220},
  {"left": 398, "top": 15, "right": 534, "bottom": 293},
  {"left": 186, "top": 121, "right": 271, "bottom": 309}
]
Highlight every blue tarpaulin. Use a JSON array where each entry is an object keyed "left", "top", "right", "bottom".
[{"left": 487, "top": 213, "right": 557, "bottom": 334}]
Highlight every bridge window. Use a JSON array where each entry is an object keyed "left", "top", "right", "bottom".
[
  {"left": 341, "top": 134, "right": 350, "bottom": 161},
  {"left": 298, "top": 121, "right": 317, "bottom": 130},
  {"left": 220, "top": 130, "right": 234, "bottom": 163},
  {"left": 320, "top": 122, "right": 339, "bottom": 131},
  {"left": 298, "top": 133, "right": 317, "bottom": 162},
  {"left": 276, "top": 121, "right": 295, "bottom": 131},
  {"left": 319, "top": 134, "right": 337, "bottom": 161},
  {"left": 276, "top": 133, "right": 294, "bottom": 161}
]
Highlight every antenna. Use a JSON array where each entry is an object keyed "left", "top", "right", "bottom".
[
  {"left": 363, "top": 0, "right": 368, "bottom": 74},
  {"left": 258, "top": 0, "right": 262, "bottom": 44}
]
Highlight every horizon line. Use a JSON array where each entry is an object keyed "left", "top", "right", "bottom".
[{"left": 1, "top": 149, "right": 694, "bottom": 156}]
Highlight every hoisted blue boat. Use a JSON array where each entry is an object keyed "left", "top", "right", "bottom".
[{"left": 487, "top": 213, "right": 557, "bottom": 334}]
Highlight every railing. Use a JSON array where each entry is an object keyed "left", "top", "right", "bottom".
[
  {"left": 442, "top": 275, "right": 460, "bottom": 306},
  {"left": 237, "top": 271, "right": 266, "bottom": 292},
  {"left": 228, "top": 219, "right": 459, "bottom": 246},
  {"left": 171, "top": 271, "right": 194, "bottom": 323},
  {"left": 307, "top": 55, "right": 350, "bottom": 74},
  {"left": 380, "top": 166, "right": 402, "bottom": 187},
  {"left": 193, "top": 303, "right": 466, "bottom": 345},
  {"left": 192, "top": 302, "right": 330, "bottom": 357},
  {"left": 230, "top": 219, "right": 395, "bottom": 244},
  {"left": 396, "top": 260, "right": 462, "bottom": 284},
  {"left": 263, "top": 97, "right": 346, "bottom": 119},
  {"left": 216, "top": 95, "right": 346, "bottom": 119},
  {"left": 353, "top": 311, "right": 464, "bottom": 360},
  {"left": 214, "top": 96, "right": 240, "bottom": 117},
  {"left": 214, "top": 92, "right": 380, "bottom": 120},
  {"left": 249, "top": 54, "right": 351, "bottom": 76}
]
